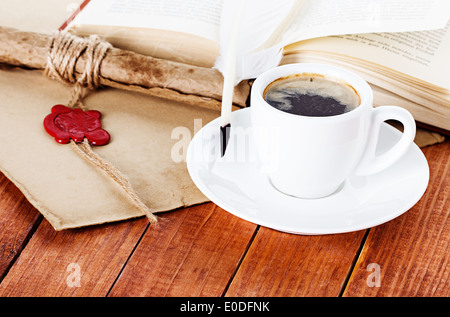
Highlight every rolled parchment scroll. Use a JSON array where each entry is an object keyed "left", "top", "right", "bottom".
[{"left": 0, "top": 26, "right": 251, "bottom": 110}]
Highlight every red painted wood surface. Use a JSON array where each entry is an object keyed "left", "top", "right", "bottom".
[{"left": 0, "top": 141, "right": 448, "bottom": 297}]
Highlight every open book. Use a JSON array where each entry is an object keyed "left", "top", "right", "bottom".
[{"left": 66, "top": 0, "right": 450, "bottom": 131}]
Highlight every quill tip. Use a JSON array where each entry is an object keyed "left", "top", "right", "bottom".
[{"left": 220, "top": 123, "right": 231, "bottom": 157}]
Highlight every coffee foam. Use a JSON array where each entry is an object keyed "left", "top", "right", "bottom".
[{"left": 264, "top": 73, "right": 360, "bottom": 114}]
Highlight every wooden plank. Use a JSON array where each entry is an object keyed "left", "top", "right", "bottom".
[
  {"left": 0, "top": 172, "right": 41, "bottom": 280},
  {"left": 0, "top": 216, "right": 149, "bottom": 296},
  {"left": 108, "top": 203, "right": 257, "bottom": 297},
  {"left": 343, "top": 141, "right": 449, "bottom": 297},
  {"left": 225, "top": 227, "right": 366, "bottom": 297}
]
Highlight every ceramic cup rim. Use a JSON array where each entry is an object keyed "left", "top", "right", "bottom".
[{"left": 251, "top": 63, "right": 373, "bottom": 121}]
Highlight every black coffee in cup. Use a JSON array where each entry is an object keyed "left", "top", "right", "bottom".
[{"left": 263, "top": 73, "right": 360, "bottom": 117}]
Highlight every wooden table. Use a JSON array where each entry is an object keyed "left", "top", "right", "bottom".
[{"left": 0, "top": 140, "right": 448, "bottom": 299}]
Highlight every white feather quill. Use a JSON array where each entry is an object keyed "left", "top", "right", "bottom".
[{"left": 215, "top": 0, "right": 303, "bottom": 155}]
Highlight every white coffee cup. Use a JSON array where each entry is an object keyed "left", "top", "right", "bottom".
[{"left": 251, "top": 63, "right": 416, "bottom": 199}]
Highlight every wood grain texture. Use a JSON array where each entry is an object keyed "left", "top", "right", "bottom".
[
  {"left": 0, "top": 140, "right": 447, "bottom": 297},
  {"left": 0, "top": 173, "right": 41, "bottom": 280},
  {"left": 343, "top": 141, "right": 449, "bottom": 296},
  {"left": 225, "top": 227, "right": 367, "bottom": 297},
  {"left": 108, "top": 203, "right": 257, "bottom": 297},
  {"left": 0, "top": 217, "right": 149, "bottom": 296}
]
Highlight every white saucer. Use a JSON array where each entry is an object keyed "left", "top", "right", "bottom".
[{"left": 186, "top": 108, "right": 429, "bottom": 235}]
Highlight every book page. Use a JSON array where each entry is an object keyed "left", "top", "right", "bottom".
[
  {"left": 0, "top": 0, "right": 84, "bottom": 34},
  {"left": 283, "top": 0, "right": 450, "bottom": 44},
  {"left": 285, "top": 20, "right": 450, "bottom": 90},
  {"left": 71, "top": 0, "right": 223, "bottom": 42}
]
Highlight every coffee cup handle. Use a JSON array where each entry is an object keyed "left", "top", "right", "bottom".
[{"left": 353, "top": 106, "right": 416, "bottom": 176}]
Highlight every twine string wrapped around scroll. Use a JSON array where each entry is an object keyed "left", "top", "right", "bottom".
[
  {"left": 44, "top": 31, "right": 158, "bottom": 224},
  {"left": 0, "top": 26, "right": 251, "bottom": 111},
  {"left": 44, "top": 31, "right": 109, "bottom": 109}
]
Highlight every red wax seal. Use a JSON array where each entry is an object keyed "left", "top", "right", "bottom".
[{"left": 44, "top": 104, "right": 110, "bottom": 145}]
